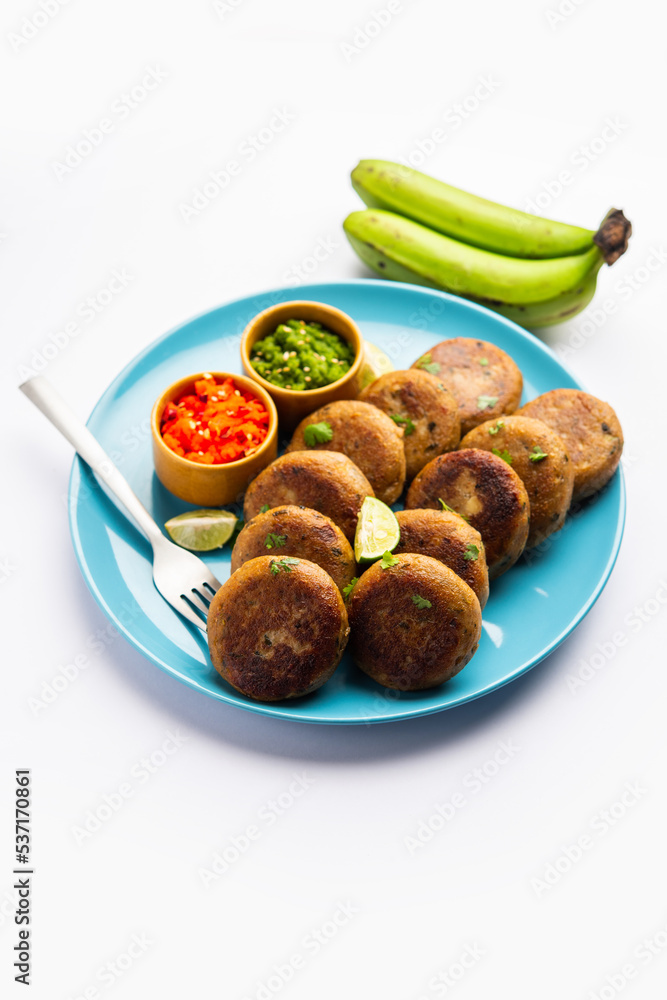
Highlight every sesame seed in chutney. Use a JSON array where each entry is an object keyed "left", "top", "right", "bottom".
[{"left": 250, "top": 319, "right": 355, "bottom": 390}]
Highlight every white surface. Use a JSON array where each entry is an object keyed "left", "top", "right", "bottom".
[{"left": 3, "top": 1, "right": 666, "bottom": 997}]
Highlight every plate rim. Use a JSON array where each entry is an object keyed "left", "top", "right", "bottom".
[{"left": 68, "top": 279, "right": 626, "bottom": 725}]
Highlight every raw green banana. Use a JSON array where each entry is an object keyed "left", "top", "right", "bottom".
[
  {"left": 343, "top": 209, "right": 604, "bottom": 327},
  {"left": 352, "top": 159, "right": 597, "bottom": 259}
]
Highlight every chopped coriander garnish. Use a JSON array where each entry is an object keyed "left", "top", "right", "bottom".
[
  {"left": 416, "top": 353, "right": 441, "bottom": 375},
  {"left": 411, "top": 594, "right": 432, "bottom": 609},
  {"left": 529, "top": 445, "right": 549, "bottom": 462},
  {"left": 342, "top": 577, "right": 359, "bottom": 600},
  {"left": 477, "top": 395, "right": 499, "bottom": 410},
  {"left": 380, "top": 550, "right": 400, "bottom": 569},
  {"left": 492, "top": 447, "right": 513, "bottom": 465},
  {"left": 488, "top": 420, "right": 505, "bottom": 436},
  {"left": 270, "top": 556, "right": 299, "bottom": 575},
  {"left": 390, "top": 413, "right": 416, "bottom": 435},
  {"left": 479, "top": 357, "right": 489, "bottom": 366},
  {"left": 463, "top": 543, "right": 479, "bottom": 561},
  {"left": 259, "top": 504, "right": 270, "bottom": 514},
  {"left": 265, "top": 532, "right": 286, "bottom": 550},
  {"left": 303, "top": 421, "right": 333, "bottom": 446},
  {"left": 438, "top": 498, "right": 469, "bottom": 523}
]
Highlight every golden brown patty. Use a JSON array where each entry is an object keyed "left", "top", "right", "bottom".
[
  {"left": 394, "top": 509, "right": 489, "bottom": 609},
  {"left": 405, "top": 449, "right": 529, "bottom": 578},
  {"left": 359, "top": 369, "right": 461, "bottom": 481},
  {"left": 348, "top": 553, "right": 481, "bottom": 690},
  {"left": 411, "top": 337, "right": 523, "bottom": 435},
  {"left": 518, "top": 389, "right": 623, "bottom": 502},
  {"left": 231, "top": 505, "right": 356, "bottom": 592},
  {"left": 286, "top": 399, "right": 405, "bottom": 505},
  {"left": 207, "top": 555, "right": 349, "bottom": 701},
  {"left": 243, "top": 451, "right": 373, "bottom": 542},
  {"left": 460, "top": 415, "right": 574, "bottom": 548}
]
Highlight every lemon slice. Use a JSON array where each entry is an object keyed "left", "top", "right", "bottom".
[
  {"left": 165, "top": 509, "right": 238, "bottom": 551},
  {"left": 354, "top": 497, "right": 400, "bottom": 563},
  {"left": 358, "top": 340, "right": 394, "bottom": 390}
]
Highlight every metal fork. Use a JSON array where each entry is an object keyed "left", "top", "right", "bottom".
[{"left": 19, "top": 376, "right": 222, "bottom": 631}]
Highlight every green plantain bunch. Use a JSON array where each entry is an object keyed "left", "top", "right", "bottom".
[{"left": 344, "top": 159, "right": 631, "bottom": 328}]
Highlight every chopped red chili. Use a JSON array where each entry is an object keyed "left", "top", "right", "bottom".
[{"left": 160, "top": 375, "right": 270, "bottom": 465}]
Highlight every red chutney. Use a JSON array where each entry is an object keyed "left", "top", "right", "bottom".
[{"left": 160, "top": 375, "right": 270, "bottom": 465}]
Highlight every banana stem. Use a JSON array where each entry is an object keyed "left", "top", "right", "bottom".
[{"left": 594, "top": 209, "right": 632, "bottom": 265}]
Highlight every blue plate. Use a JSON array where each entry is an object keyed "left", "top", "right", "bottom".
[{"left": 69, "top": 280, "right": 625, "bottom": 724}]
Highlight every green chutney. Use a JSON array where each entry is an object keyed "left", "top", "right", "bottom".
[{"left": 250, "top": 320, "right": 355, "bottom": 390}]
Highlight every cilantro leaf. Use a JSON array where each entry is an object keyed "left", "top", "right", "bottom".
[
  {"left": 390, "top": 413, "right": 416, "bottom": 436},
  {"left": 411, "top": 594, "right": 432, "bottom": 609},
  {"left": 269, "top": 556, "right": 299, "bottom": 575},
  {"left": 380, "top": 550, "right": 400, "bottom": 569},
  {"left": 303, "top": 421, "right": 333, "bottom": 446},
  {"left": 265, "top": 533, "right": 286, "bottom": 550},
  {"left": 463, "top": 543, "right": 479, "bottom": 562},
  {"left": 529, "top": 445, "right": 549, "bottom": 462},
  {"left": 477, "top": 395, "right": 499, "bottom": 410},
  {"left": 492, "top": 447, "right": 513, "bottom": 465},
  {"left": 488, "top": 420, "right": 505, "bottom": 436},
  {"left": 438, "top": 498, "right": 469, "bottom": 523},
  {"left": 416, "top": 353, "right": 441, "bottom": 375},
  {"left": 342, "top": 577, "right": 359, "bottom": 600},
  {"left": 259, "top": 504, "right": 270, "bottom": 514}
]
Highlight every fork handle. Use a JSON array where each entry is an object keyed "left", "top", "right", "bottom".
[{"left": 20, "top": 376, "right": 163, "bottom": 545}]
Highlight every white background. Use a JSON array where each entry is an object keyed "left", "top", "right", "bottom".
[{"left": 3, "top": 1, "right": 667, "bottom": 998}]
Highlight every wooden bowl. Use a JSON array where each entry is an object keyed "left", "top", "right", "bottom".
[
  {"left": 151, "top": 372, "right": 278, "bottom": 506},
  {"left": 240, "top": 301, "right": 363, "bottom": 432}
]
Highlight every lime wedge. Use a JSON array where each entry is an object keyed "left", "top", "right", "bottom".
[
  {"left": 165, "top": 509, "right": 238, "bottom": 551},
  {"left": 358, "top": 340, "right": 394, "bottom": 391},
  {"left": 354, "top": 497, "right": 400, "bottom": 563}
]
